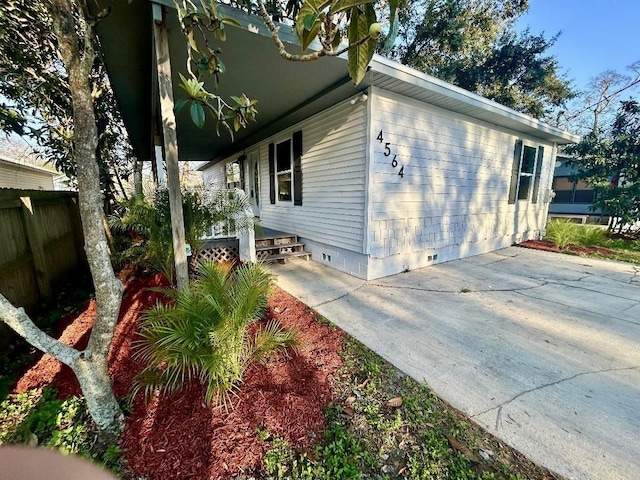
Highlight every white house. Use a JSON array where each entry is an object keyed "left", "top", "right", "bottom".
[
  {"left": 200, "top": 58, "right": 578, "bottom": 279},
  {"left": 91, "top": 0, "right": 578, "bottom": 280},
  {"left": 0, "top": 156, "right": 57, "bottom": 191}
]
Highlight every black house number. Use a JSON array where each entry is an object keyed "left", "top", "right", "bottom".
[{"left": 377, "top": 130, "right": 405, "bottom": 178}]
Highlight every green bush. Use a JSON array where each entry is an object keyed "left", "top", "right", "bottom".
[
  {"left": 110, "top": 187, "right": 253, "bottom": 284},
  {"left": 544, "top": 220, "right": 579, "bottom": 249},
  {"left": 576, "top": 226, "right": 608, "bottom": 247},
  {"left": 133, "top": 261, "right": 298, "bottom": 405}
]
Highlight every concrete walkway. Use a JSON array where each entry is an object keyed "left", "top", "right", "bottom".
[{"left": 268, "top": 247, "right": 640, "bottom": 480}]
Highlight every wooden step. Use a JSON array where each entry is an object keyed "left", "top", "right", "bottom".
[
  {"left": 255, "top": 236, "right": 298, "bottom": 247},
  {"left": 255, "top": 242, "right": 305, "bottom": 252},
  {"left": 264, "top": 251, "right": 311, "bottom": 264}
]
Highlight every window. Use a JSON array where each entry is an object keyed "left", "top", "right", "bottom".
[
  {"left": 508, "top": 141, "right": 544, "bottom": 204},
  {"left": 517, "top": 146, "right": 537, "bottom": 200},
  {"left": 268, "top": 131, "right": 303, "bottom": 205},
  {"left": 225, "top": 161, "right": 241, "bottom": 189},
  {"left": 275, "top": 139, "right": 292, "bottom": 202},
  {"left": 552, "top": 177, "right": 596, "bottom": 204}
]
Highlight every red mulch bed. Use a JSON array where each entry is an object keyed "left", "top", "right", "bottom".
[
  {"left": 11, "top": 275, "right": 345, "bottom": 479},
  {"left": 518, "top": 239, "right": 616, "bottom": 256}
]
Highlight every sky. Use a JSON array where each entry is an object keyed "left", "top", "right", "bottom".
[{"left": 515, "top": 0, "right": 640, "bottom": 91}]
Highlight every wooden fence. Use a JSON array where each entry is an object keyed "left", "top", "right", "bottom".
[{"left": 0, "top": 189, "right": 87, "bottom": 315}]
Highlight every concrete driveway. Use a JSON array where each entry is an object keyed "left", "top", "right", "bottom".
[{"left": 268, "top": 247, "right": 640, "bottom": 480}]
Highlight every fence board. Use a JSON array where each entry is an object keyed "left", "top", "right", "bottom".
[{"left": 0, "top": 189, "right": 87, "bottom": 315}]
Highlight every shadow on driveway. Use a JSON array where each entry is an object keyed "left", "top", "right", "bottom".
[{"left": 270, "top": 247, "right": 640, "bottom": 480}]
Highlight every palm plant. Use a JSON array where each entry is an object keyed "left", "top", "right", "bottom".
[
  {"left": 110, "top": 186, "right": 255, "bottom": 283},
  {"left": 133, "top": 261, "right": 298, "bottom": 405},
  {"left": 544, "top": 219, "right": 579, "bottom": 250}
]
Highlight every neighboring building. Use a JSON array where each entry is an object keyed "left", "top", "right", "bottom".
[
  {"left": 0, "top": 155, "right": 57, "bottom": 190},
  {"left": 549, "top": 156, "right": 604, "bottom": 223}
]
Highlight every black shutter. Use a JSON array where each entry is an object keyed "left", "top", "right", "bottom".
[
  {"left": 508, "top": 140, "right": 523, "bottom": 204},
  {"left": 293, "top": 130, "right": 303, "bottom": 206},
  {"left": 238, "top": 155, "right": 246, "bottom": 191},
  {"left": 531, "top": 146, "right": 544, "bottom": 204},
  {"left": 268, "top": 143, "right": 275, "bottom": 204}
]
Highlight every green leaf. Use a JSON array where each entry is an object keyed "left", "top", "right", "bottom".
[
  {"left": 347, "top": 4, "right": 376, "bottom": 85},
  {"left": 303, "top": 13, "right": 318, "bottom": 30},
  {"left": 221, "top": 17, "right": 242, "bottom": 28},
  {"left": 382, "top": 0, "right": 399, "bottom": 53},
  {"left": 175, "top": 99, "right": 189, "bottom": 113},
  {"left": 301, "top": 22, "right": 322, "bottom": 51},
  {"left": 331, "top": 27, "right": 342, "bottom": 51},
  {"left": 329, "top": 0, "right": 375, "bottom": 15},
  {"left": 190, "top": 102, "right": 205, "bottom": 128}
]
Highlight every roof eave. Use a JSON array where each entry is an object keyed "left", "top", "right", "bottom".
[{"left": 370, "top": 55, "right": 580, "bottom": 145}]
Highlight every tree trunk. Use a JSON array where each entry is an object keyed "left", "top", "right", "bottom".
[
  {"left": 134, "top": 159, "right": 143, "bottom": 198},
  {"left": 45, "top": 0, "right": 124, "bottom": 434}
]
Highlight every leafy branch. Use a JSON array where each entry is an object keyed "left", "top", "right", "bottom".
[{"left": 172, "top": 0, "right": 399, "bottom": 129}]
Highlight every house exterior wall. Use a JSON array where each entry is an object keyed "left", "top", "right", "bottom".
[
  {"left": 203, "top": 97, "right": 370, "bottom": 277},
  {"left": 365, "top": 88, "right": 556, "bottom": 279},
  {"left": 0, "top": 161, "right": 55, "bottom": 190}
]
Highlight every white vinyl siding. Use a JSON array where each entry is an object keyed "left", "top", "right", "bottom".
[
  {"left": 207, "top": 98, "right": 368, "bottom": 253},
  {"left": 367, "top": 89, "right": 554, "bottom": 259},
  {"left": 0, "top": 162, "right": 55, "bottom": 190},
  {"left": 202, "top": 163, "right": 226, "bottom": 189}
]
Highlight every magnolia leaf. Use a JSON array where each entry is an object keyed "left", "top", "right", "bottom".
[
  {"left": 329, "top": 0, "right": 375, "bottom": 15},
  {"left": 221, "top": 17, "right": 242, "bottom": 28},
  {"left": 331, "top": 26, "right": 342, "bottom": 50},
  {"left": 295, "top": 0, "right": 331, "bottom": 43},
  {"left": 386, "top": 396, "right": 403, "bottom": 408},
  {"left": 175, "top": 98, "right": 189, "bottom": 113},
  {"left": 347, "top": 4, "right": 376, "bottom": 85},
  {"left": 187, "top": 30, "right": 198, "bottom": 52},
  {"left": 301, "top": 21, "right": 322, "bottom": 51},
  {"left": 382, "top": 0, "right": 399, "bottom": 53},
  {"left": 190, "top": 101, "right": 205, "bottom": 128},
  {"left": 303, "top": 13, "right": 318, "bottom": 30}
]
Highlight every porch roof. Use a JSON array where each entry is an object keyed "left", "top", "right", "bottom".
[{"left": 92, "top": 1, "right": 579, "bottom": 167}]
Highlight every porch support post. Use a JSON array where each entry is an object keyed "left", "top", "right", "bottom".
[
  {"left": 238, "top": 217, "right": 256, "bottom": 263},
  {"left": 153, "top": 4, "right": 189, "bottom": 290}
]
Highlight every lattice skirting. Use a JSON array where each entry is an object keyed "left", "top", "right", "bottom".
[
  {"left": 196, "top": 246, "right": 239, "bottom": 264},
  {"left": 191, "top": 239, "right": 240, "bottom": 272}
]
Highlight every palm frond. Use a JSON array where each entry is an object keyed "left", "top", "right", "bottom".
[{"left": 132, "top": 261, "right": 284, "bottom": 407}]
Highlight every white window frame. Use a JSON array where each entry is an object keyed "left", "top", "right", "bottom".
[
  {"left": 275, "top": 137, "right": 293, "bottom": 203},
  {"left": 515, "top": 144, "right": 539, "bottom": 202}
]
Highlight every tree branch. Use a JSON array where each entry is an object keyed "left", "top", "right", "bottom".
[
  {"left": 254, "top": 0, "right": 373, "bottom": 62},
  {"left": 0, "top": 293, "right": 80, "bottom": 367}
]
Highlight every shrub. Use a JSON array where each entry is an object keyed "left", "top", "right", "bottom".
[
  {"left": 110, "top": 187, "right": 253, "bottom": 284},
  {"left": 576, "top": 226, "right": 608, "bottom": 247},
  {"left": 544, "top": 220, "right": 579, "bottom": 249},
  {"left": 133, "top": 261, "right": 298, "bottom": 405}
]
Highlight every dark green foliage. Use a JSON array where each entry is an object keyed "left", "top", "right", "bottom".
[
  {"left": 111, "top": 188, "right": 213, "bottom": 282},
  {"left": 133, "top": 261, "right": 298, "bottom": 405},
  {"left": 387, "top": 0, "right": 574, "bottom": 119},
  {"left": 111, "top": 186, "right": 254, "bottom": 282},
  {"left": 452, "top": 29, "right": 575, "bottom": 119},
  {"left": 565, "top": 100, "right": 640, "bottom": 233},
  {"left": 0, "top": 0, "right": 134, "bottom": 205},
  {"left": 0, "top": 387, "right": 123, "bottom": 473}
]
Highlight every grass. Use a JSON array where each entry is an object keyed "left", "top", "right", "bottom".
[
  {"left": 544, "top": 220, "right": 640, "bottom": 264},
  {"left": 0, "top": 387, "right": 123, "bottom": 474},
  {"left": 261, "top": 336, "right": 555, "bottom": 480},
  {"left": 1, "top": 297, "right": 557, "bottom": 479},
  {"left": 1, "top": 333, "right": 554, "bottom": 479}
]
